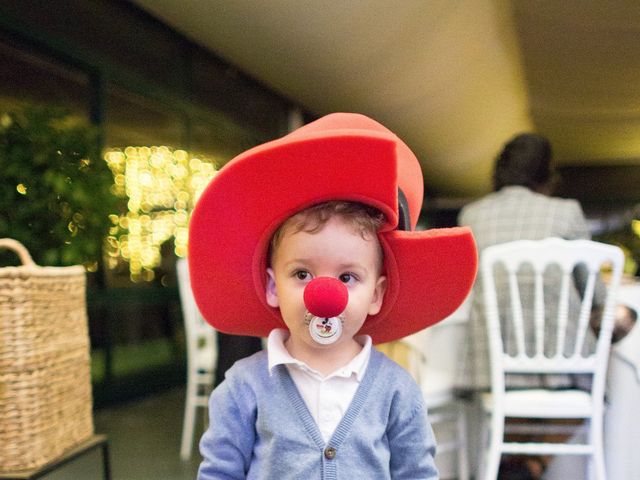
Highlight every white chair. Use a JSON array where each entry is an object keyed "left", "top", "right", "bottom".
[
  {"left": 402, "top": 298, "right": 471, "bottom": 480},
  {"left": 176, "top": 258, "right": 218, "bottom": 460},
  {"left": 479, "top": 238, "right": 623, "bottom": 480}
]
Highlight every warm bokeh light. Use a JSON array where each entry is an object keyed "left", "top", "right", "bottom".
[{"left": 104, "top": 146, "right": 217, "bottom": 281}]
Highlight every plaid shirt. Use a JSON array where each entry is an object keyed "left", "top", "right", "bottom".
[{"left": 457, "top": 186, "right": 595, "bottom": 390}]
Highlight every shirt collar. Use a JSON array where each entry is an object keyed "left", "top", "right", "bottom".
[
  {"left": 499, "top": 185, "right": 533, "bottom": 194},
  {"left": 267, "top": 329, "right": 372, "bottom": 381}
]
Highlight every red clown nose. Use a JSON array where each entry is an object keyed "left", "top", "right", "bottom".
[{"left": 303, "top": 277, "right": 349, "bottom": 318}]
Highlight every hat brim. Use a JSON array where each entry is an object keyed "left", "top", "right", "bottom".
[
  {"left": 367, "top": 227, "right": 477, "bottom": 343},
  {"left": 189, "top": 122, "right": 477, "bottom": 343}
]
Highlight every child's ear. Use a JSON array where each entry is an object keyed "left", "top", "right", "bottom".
[
  {"left": 368, "top": 275, "right": 387, "bottom": 315},
  {"left": 265, "top": 268, "right": 279, "bottom": 308}
]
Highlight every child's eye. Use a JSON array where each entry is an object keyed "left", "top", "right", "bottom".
[
  {"left": 295, "top": 270, "right": 310, "bottom": 281},
  {"left": 339, "top": 273, "right": 356, "bottom": 284}
]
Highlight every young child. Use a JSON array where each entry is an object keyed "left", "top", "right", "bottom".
[{"left": 188, "top": 113, "right": 477, "bottom": 479}]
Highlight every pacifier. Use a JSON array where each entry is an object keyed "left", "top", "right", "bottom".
[{"left": 303, "top": 277, "right": 348, "bottom": 345}]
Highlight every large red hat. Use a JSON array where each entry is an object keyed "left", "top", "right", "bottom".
[{"left": 188, "top": 113, "right": 477, "bottom": 344}]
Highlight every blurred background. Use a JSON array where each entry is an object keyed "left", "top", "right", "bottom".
[{"left": 1, "top": 1, "right": 639, "bottom": 477}]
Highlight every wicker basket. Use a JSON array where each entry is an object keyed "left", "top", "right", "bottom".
[{"left": 0, "top": 239, "right": 94, "bottom": 472}]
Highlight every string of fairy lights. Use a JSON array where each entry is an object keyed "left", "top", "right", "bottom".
[
  {"left": 104, "top": 148, "right": 640, "bottom": 282},
  {"left": 104, "top": 146, "right": 217, "bottom": 282}
]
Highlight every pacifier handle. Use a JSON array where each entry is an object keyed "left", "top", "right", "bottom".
[{"left": 303, "top": 277, "right": 348, "bottom": 318}]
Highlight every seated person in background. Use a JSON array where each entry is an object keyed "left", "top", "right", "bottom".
[
  {"left": 458, "top": 132, "right": 600, "bottom": 392},
  {"left": 187, "top": 113, "right": 477, "bottom": 479},
  {"left": 457, "top": 133, "right": 606, "bottom": 480},
  {"left": 591, "top": 304, "right": 637, "bottom": 344},
  {"left": 612, "top": 305, "right": 637, "bottom": 342}
]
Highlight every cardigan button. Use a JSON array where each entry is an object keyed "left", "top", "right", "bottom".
[{"left": 324, "top": 446, "right": 336, "bottom": 460}]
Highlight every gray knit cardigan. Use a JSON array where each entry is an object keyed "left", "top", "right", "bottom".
[{"left": 198, "top": 349, "right": 438, "bottom": 479}]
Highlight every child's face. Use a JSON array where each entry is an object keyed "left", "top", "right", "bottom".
[{"left": 266, "top": 216, "right": 387, "bottom": 349}]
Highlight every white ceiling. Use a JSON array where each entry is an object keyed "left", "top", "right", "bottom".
[{"left": 132, "top": 0, "right": 640, "bottom": 199}]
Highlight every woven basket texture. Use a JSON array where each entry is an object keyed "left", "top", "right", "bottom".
[{"left": 0, "top": 239, "right": 94, "bottom": 472}]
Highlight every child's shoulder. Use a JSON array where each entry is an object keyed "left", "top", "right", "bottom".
[
  {"left": 223, "top": 349, "right": 268, "bottom": 383},
  {"left": 369, "top": 348, "right": 418, "bottom": 387}
]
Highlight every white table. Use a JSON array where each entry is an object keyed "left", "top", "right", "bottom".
[
  {"left": 544, "top": 282, "right": 640, "bottom": 479},
  {"left": 603, "top": 283, "right": 640, "bottom": 479}
]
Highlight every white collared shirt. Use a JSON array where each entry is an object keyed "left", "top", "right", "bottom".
[{"left": 267, "top": 329, "right": 372, "bottom": 442}]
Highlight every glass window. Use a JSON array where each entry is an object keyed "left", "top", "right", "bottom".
[
  {"left": 104, "top": 83, "right": 184, "bottom": 149},
  {"left": 0, "top": 34, "right": 89, "bottom": 117}
]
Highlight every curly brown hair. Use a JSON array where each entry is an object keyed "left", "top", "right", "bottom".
[{"left": 269, "top": 200, "right": 386, "bottom": 268}]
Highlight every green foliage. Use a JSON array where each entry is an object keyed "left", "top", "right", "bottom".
[
  {"left": 595, "top": 224, "right": 640, "bottom": 276},
  {"left": 0, "top": 105, "right": 116, "bottom": 267}
]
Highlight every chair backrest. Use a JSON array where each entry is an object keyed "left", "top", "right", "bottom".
[
  {"left": 481, "top": 238, "right": 623, "bottom": 395},
  {"left": 176, "top": 258, "right": 217, "bottom": 370}
]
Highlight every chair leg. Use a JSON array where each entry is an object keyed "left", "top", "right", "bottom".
[
  {"left": 180, "top": 375, "right": 198, "bottom": 461},
  {"left": 589, "top": 418, "right": 607, "bottom": 480},
  {"left": 590, "top": 454, "right": 607, "bottom": 480},
  {"left": 478, "top": 408, "right": 490, "bottom": 479},
  {"left": 456, "top": 403, "right": 470, "bottom": 480},
  {"left": 102, "top": 439, "right": 112, "bottom": 480},
  {"left": 483, "top": 412, "right": 503, "bottom": 480}
]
